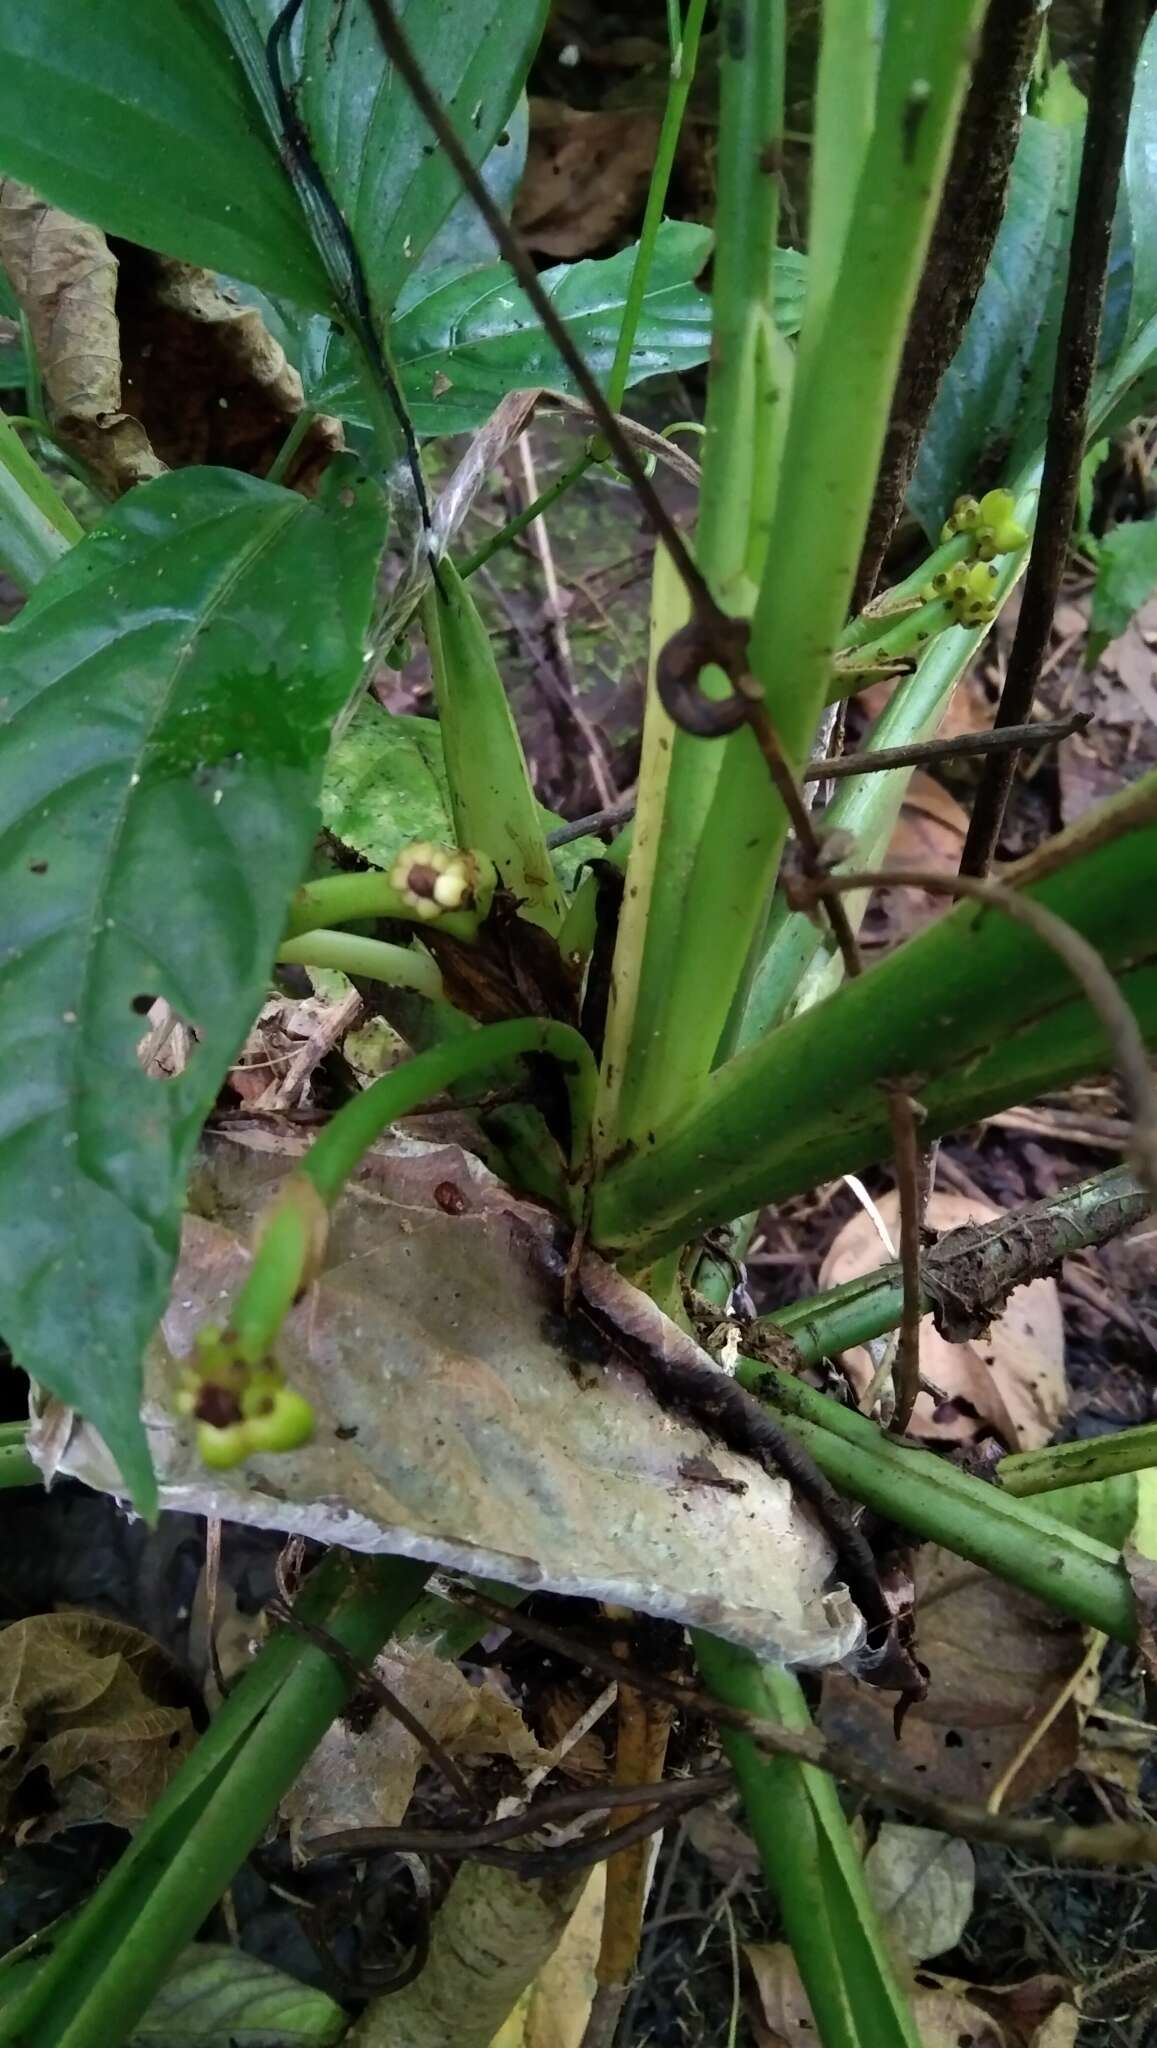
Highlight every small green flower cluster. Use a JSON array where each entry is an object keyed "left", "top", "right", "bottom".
[
  {"left": 177, "top": 1326, "right": 315, "bottom": 1470},
  {"left": 925, "top": 488, "right": 1029, "bottom": 624}
]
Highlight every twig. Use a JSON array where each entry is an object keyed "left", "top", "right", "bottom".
[
  {"left": 960, "top": 0, "right": 1155, "bottom": 875},
  {"left": 885, "top": 1083, "right": 925, "bottom": 1430},
  {"left": 266, "top": 1600, "right": 479, "bottom": 1812},
  {"left": 784, "top": 865, "right": 1157, "bottom": 1199},
  {"left": 543, "top": 716, "right": 1089, "bottom": 847},
  {"left": 448, "top": 1589, "right": 1157, "bottom": 1867},
  {"left": 304, "top": 1769, "right": 729, "bottom": 1862}
]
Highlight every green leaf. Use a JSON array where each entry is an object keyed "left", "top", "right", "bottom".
[
  {"left": 322, "top": 699, "right": 601, "bottom": 891},
  {"left": 1125, "top": 18, "right": 1157, "bottom": 347},
  {"left": 910, "top": 115, "right": 1082, "bottom": 534},
  {"left": 418, "top": 91, "right": 530, "bottom": 274},
  {"left": 0, "top": 0, "right": 328, "bottom": 307},
  {"left": 322, "top": 702, "right": 454, "bottom": 866},
  {"left": 0, "top": 463, "right": 385, "bottom": 1505},
  {"left": 129, "top": 1945, "right": 345, "bottom": 2047},
  {"left": 421, "top": 561, "right": 565, "bottom": 931},
  {"left": 220, "top": 0, "right": 546, "bottom": 317},
  {"left": 0, "top": 0, "right": 544, "bottom": 323},
  {"left": 296, "top": 226, "right": 804, "bottom": 437},
  {"left": 1088, "top": 515, "right": 1157, "bottom": 661}
]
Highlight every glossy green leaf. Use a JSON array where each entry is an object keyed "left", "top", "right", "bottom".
[
  {"left": 910, "top": 115, "right": 1081, "bottom": 533},
  {"left": 129, "top": 1945, "right": 345, "bottom": 2046},
  {"left": 0, "top": 0, "right": 327, "bottom": 307},
  {"left": 0, "top": 464, "right": 385, "bottom": 1505},
  {"left": 1088, "top": 515, "right": 1157, "bottom": 661},
  {"left": 297, "top": 226, "right": 803, "bottom": 437},
  {"left": 221, "top": 0, "right": 546, "bottom": 318},
  {"left": 0, "top": 0, "right": 543, "bottom": 324}
]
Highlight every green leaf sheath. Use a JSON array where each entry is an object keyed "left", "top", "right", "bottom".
[
  {"left": 592, "top": 775, "right": 1157, "bottom": 1263},
  {"left": 422, "top": 559, "right": 564, "bottom": 932},
  {"left": 0, "top": 465, "right": 386, "bottom": 1508}
]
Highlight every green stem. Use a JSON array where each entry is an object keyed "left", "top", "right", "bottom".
[
  {"left": 0, "top": 1440, "right": 41, "bottom": 1489},
  {"left": 738, "top": 1360, "right": 1135, "bottom": 1640},
  {"left": 1000, "top": 1425, "right": 1157, "bottom": 1496},
  {"left": 265, "top": 406, "right": 316, "bottom": 487},
  {"left": 285, "top": 868, "right": 483, "bottom": 942},
  {"left": 693, "top": 1642, "right": 921, "bottom": 2048},
  {"left": 803, "top": 0, "right": 880, "bottom": 367},
  {"left": 756, "top": 1166, "right": 1148, "bottom": 1366},
  {"left": 277, "top": 929, "right": 443, "bottom": 999},
  {"left": 831, "top": 596, "right": 956, "bottom": 679},
  {"left": 0, "top": 1553, "right": 429, "bottom": 2048},
  {"left": 227, "top": 1018, "right": 598, "bottom": 1365},
  {"left": 598, "top": 0, "right": 787, "bottom": 1150},
  {"left": 836, "top": 533, "right": 973, "bottom": 652},
  {"left": 606, "top": 0, "right": 710, "bottom": 412},
  {"left": 459, "top": 453, "right": 590, "bottom": 579}
]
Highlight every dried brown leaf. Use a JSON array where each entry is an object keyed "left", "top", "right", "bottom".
[
  {"left": 863, "top": 1823, "right": 975, "bottom": 1963},
  {"left": 0, "top": 1613, "right": 194, "bottom": 1840},
  {"left": 0, "top": 179, "right": 163, "bottom": 494},
  {"left": 744, "top": 1944, "right": 1076, "bottom": 2048},
  {"left": 819, "top": 1189, "right": 1067, "bottom": 1450},
  {"left": 514, "top": 100, "right": 662, "bottom": 257},
  {"left": 822, "top": 1546, "right": 1088, "bottom": 1809}
]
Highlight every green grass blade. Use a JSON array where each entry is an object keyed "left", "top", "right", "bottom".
[{"left": 0, "top": 409, "right": 80, "bottom": 587}]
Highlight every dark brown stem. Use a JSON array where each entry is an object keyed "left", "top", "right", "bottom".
[
  {"left": 446, "top": 1590, "right": 1157, "bottom": 1867},
  {"left": 960, "top": 0, "right": 1156, "bottom": 875},
  {"left": 885, "top": 1084, "right": 925, "bottom": 1431},
  {"left": 854, "top": 0, "right": 1042, "bottom": 607},
  {"left": 543, "top": 716, "right": 1089, "bottom": 849}
]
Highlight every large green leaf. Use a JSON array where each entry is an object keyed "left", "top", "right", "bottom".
[
  {"left": 0, "top": 463, "right": 385, "bottom": 1505},
  {"left": 910, "top": 115, "right": 1082, "bottom": 533},
  {"left": 1124, "top": 17, "right": 1157, "bottom": 348},
  {"left": 0, "top": 0, "right": 326, "bottom": 306},
  {"left": 295, "top": 226, "right": 803, "bottom": 436},
  {"left": 0, "top": 0, "right": 544, "bottom": 321}
]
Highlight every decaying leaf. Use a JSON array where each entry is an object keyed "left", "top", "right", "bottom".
[
  {"left": 0, "top": 1612, "right": 194, "bottom": 1840},
  {"left": 822, "top": 1546, "right": 1088, "bottom": 1809},
  {"left": 514, "top": 101, "right": 662, "bottom": 257},
  {"left": 0, "top": 179, "right": 163, "bottom": 493},
  {"left": 28, "top": 1133, "right": 859, "bottom": 1670},
  {"left": 744, "top": 1945, "right": 1078, "bottom": 2048},
  {"left": 863, "top": 1824, "right": 975, "bottom": 1964},
  {"left": 285, "top": 1648, "right": 545, "bottom": 1840},
  {"left": 819, "top": 1190, "right": 1067, "bottom": 1450},
  {"left": 0, "top": 183, "right": 340, "bottom": 495}
]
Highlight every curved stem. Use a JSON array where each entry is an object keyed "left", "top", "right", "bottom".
[
  {"left": 227, "top": 1019, "right": 598, "bottom": 1364},
  {"left": 285, "top": 868, "right": 483, "bottom": 942},
  {"left": 277, "top": 928, "right": 443, "bottom": 999}
]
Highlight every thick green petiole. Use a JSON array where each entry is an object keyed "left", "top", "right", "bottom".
[
  {"left": 285, "top": 862, "right": 491, "bottom": 942},
  {"left": 227, "top": 1019, "right": 599, "bottom": 1364},
  {"left": 694, "top": 1640, "right": 921, "bottom": 2048},
  {"left": 277, "top": 929, "right": 443, "bottom": 999},
  {"left": 1000, "top": 1425, "right": 1157, "bottom": 1496},
  {"left": 739, "top": 1360, "right": 1135, "bottom": 1640}
]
